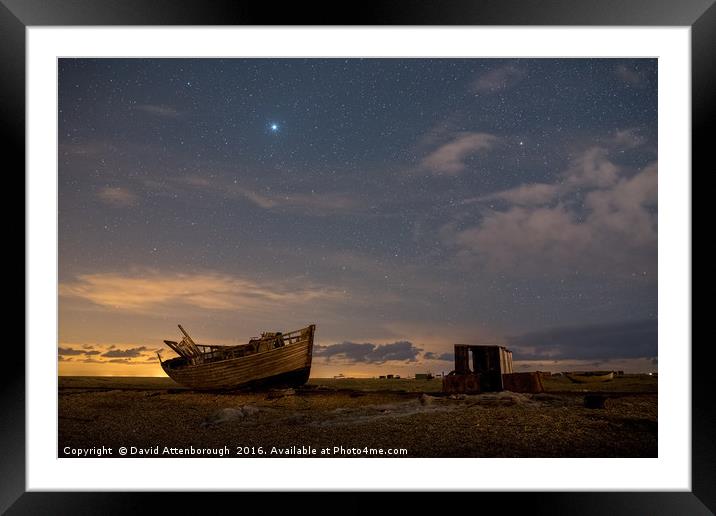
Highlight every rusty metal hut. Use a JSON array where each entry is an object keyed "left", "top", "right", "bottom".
[{"left": 443, "top": 344, "right": 542, "bottom": 394}]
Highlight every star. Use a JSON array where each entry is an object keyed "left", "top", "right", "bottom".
[{"left": 270, "top": 123, "right": 279, "bottom": 132}]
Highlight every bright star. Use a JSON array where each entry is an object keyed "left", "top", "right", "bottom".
[{"left": 270, "top": 123, "right": 278, "bottom": 132}]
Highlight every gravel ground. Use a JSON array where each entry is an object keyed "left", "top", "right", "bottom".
[{"left": 58, "top": 378, "right": 657, "bottom": 458}]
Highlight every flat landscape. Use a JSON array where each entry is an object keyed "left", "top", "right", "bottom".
[{"left": 58, "top": 375, "right": 657, "bottom": 458}]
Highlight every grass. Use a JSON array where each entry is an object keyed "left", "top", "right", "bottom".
[
  {"left": 58, "top": 376, "right": 183, "bottom": 390},
  {"left": 307, "top": 374, "right": 657, "bottom": 393},
  {"left": 306, "top": 377, "right": 444, "bottom": 393},
  {"left": 58, "top": 373, "right": 657, "bottom": 394}
]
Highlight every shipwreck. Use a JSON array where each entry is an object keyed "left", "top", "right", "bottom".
[{"left": 159, "top": 324, "right": 316, "bottom": 390}]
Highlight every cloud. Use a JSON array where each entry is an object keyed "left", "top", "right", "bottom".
[
  {"left": 506, "top": 319, "right": 657, "bottom": 361},
  {"left": 443, "top": 135, "right": 657, "bottom": 275},
  {"left": 611, "top": 128, "right": 647, "bottom": 149},
  {"left": 419, "top": 132, "right": 498, "bottom": 175},
  {"left": 315, "top": 340, "right": 422, "bottom": 363},
  {"left": 584, "top": 162, "right": 657, "bottom": 246},
  {"left": 107, "top": 358, "right": 137, "bottom": 364},
  {"left": 60, "top": 141, "right": 117, "bottom": 156},
  {"left": 98, "top": 186, "right": 138, "bottom": 207},
  {"left": 564, "top": 146, "right": 620, "bottom": 189},
  {"left": 280, "top": 192, "right": 359, "bottom": 213},
  {"left": 423, "top": 351, "right": 455, "bottom": 362},
  {"left": 477, "top": 183, "right": 560, "bottom": 206},
  {"left": 136, "top": 104, "right": 181, "bottom": 117},
  {"left": 235, "top": 188, "right": 277, "bottom": 209},
  {"left": 58, "top": 347, "right": 84, "bottom": 356},
  {"left": 101, "top": 346, "right": 148, "bottom": 358},
  {"left": 178, "top": 176, "right": 358, "bottom": 215},
  {"left": 446, "top": 204, "right": 593, "bottom": 272},
  {"left": 84, "top": 350, "right": 101, "bottom": 356},
  {"left": 615, "top": 64, "right": 644, "bottom": 86},
  {"left": 472, "top": 144, "right": 624, "bottom": 207},
  {"left": 60, "top": 270, "right": 344, "bottom": 312},
  {"left": 473, "top": 64, "right": 526, "bottom": 93}
]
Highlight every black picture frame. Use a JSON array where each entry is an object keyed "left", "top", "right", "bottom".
[{"left": 7, "top": 0, "right": 708, "bottom": 513}]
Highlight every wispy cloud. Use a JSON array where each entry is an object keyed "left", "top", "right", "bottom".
[
  {"left": 476, "top": 183, "right": 560, "bottom": 206},
  {"left": 615, "top": 64, "right": 645, "bottom": 86},
  {"left": 177, "top": 175, "right": 359, "bottom": 215},
  {"left": 60, "top": 270, "right": 344, "bottom": 312},
  {"left": 564, "top": 146, "right": 621, "bottom": 189},
  {"left": 136, "top": 104, "right": 182, "bottom": 117},
  {"left": 418, "top": 132, "right": 498, "bottom": 176},
  {"left": 473, "top": 64, "right": 526, "bottom": 93},
  {"left": 473, "top": 128, "right": 649, "bottom": 207},
  {"left": 60, "top": 141, "right": 118, "bottom": 156},
  {"left": 98, "top": 186, "right": 138, "bottom": 207},
  {"left": 443, "top": 131, "right": 657, "bottom": 275},
  {"left": 611, "top": 128, "right": 647, "bottom": 149}
]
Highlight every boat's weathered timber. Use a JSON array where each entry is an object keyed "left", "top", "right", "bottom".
[{"left": 160, "top": 324, "right": 315, "bottom": 390}]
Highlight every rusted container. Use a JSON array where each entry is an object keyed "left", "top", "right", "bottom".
[
  {"left": 502, "top": 372, "right": 544, "bottom": 393},
  {"left": 445, "top": 344, "right": 514, "bottom": 393},
  {"left": 442, "top": 373, "right": 481, "bottom": 394}
]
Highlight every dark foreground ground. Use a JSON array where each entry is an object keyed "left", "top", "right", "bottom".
[{"left": 58, "top": 375, "right": 657, "bottom": 458}]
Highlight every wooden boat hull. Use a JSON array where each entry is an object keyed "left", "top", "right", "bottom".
[
  {"left": 565, "top": 372, "right": 614, "bottom": 383},
  {"left": 161, "top": 326, "right": 314, "bottom": 390}
]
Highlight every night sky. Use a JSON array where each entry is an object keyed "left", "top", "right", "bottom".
[{"left": 58, "top": 58, "right": 658, "bottom": 377}]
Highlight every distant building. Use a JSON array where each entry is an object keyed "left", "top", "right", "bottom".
[
  {"left": 415, "top": 373, "right": 434, "bottom": 380},
  {"left": 386, "top": 374, "right": 394, "bottom": 379},
  {"left": 378, "top": 375, "right": 386, "bottom": 379}
]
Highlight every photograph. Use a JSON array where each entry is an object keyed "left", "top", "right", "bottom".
[{"left": 57, "top": 57, "right": 659, "bottom": 459}]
